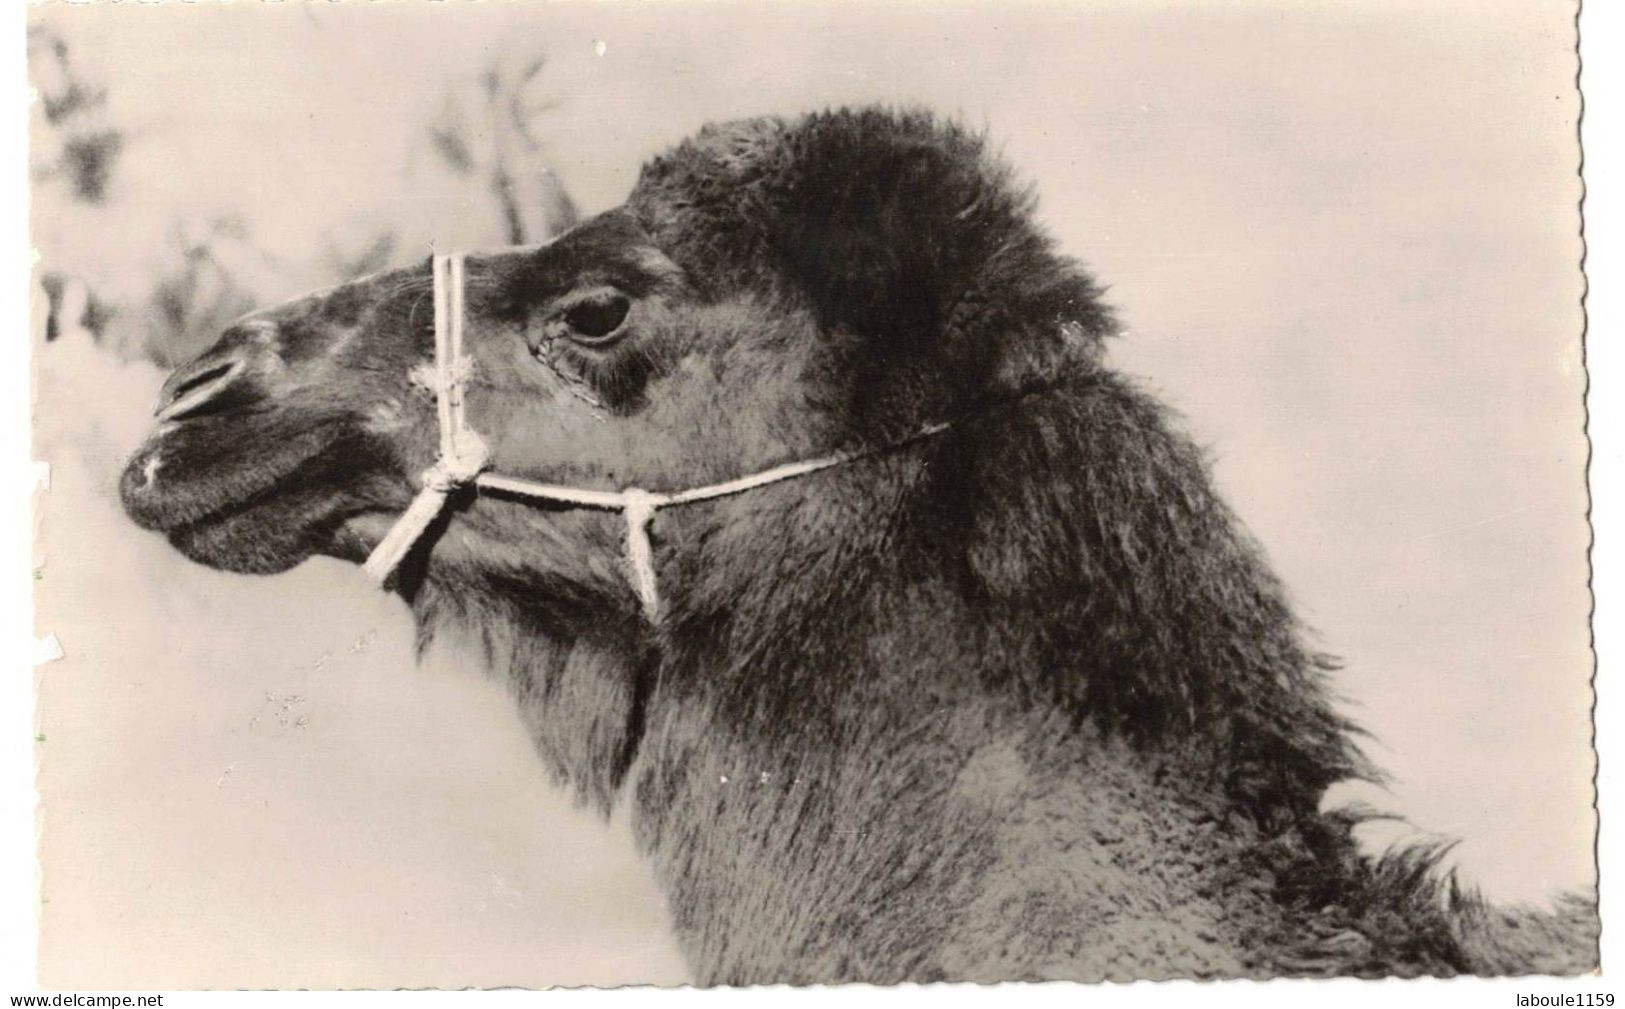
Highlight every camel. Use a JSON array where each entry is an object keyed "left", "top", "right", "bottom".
[{"left": 120, "top": 107, "right": 1597, "bottom": 984}]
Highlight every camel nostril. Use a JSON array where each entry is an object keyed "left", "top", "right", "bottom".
[
  {"left": 154, "top": 357, "right": 249, "bottom": 423},
  {"left": 171, "top": 361, "right": 235, "bottom": 401}
]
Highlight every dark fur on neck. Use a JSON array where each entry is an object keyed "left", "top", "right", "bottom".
[{"left": 407, "top": 371, "right": 1594, "bottom": 981}]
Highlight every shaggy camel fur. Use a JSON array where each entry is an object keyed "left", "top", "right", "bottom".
[{"left": 123, "top": 107, "right": 1598, "bottom": 983}]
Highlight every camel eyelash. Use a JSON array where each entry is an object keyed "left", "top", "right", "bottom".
[
  {"left": 540, "top": 333, "right": 627, "bottom": 381},
  {"left": 536, "top": 333, "right": 670, "bottom": 415}
]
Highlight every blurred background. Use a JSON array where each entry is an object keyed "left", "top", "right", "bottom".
[{"left": 29, "top": 0, "right": 1591, "bottom": 989}]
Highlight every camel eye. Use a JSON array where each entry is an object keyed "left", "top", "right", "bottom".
[{"left": 561, "top": 291, "right": 631, "bottom": 346}]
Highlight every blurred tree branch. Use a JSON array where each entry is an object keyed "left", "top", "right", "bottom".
[
  {"left": 31, "top": 31, "right": 579, "bottom": 369},
  {"left": 29, "top": 27, "right": 124, "bottom": 205},
  {"left": 429, "top": 51, "right": 580, "bottom": 244}
]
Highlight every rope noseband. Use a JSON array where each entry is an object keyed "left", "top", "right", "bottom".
[{"left": 363, "top": 252, "right": 949, "bottom": 621}]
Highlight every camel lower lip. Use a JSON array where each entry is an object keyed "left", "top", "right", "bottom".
[{"left": 156, "top": 477, "right": 372, "bottom": 576}]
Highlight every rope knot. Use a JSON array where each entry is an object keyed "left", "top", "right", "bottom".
[
  {"left": 619, "top": 487, "right": 664, "bottom": 529},
  {"left": 408, "top": 356, "right": 474, "bottom": 398},
  {"left": 418, "top": 430, "right": 490, "bottom": 493},
  {"left": 619, "top": 488, "right": 668, "bottom": 623}
]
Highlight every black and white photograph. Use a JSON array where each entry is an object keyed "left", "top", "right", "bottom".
[{"left": 21, "top": 0, "right": 1601, "bottom": 991}]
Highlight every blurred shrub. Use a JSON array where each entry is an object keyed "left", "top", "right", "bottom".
[
  {"left": 31, "top": 28, "right": 577, "bottom": 368},
  {"left": 428, "top": 52, "right": 580, "bottom": 244},
  {"left": 30, "top": 26, "right": 124, "bottom": 206}
]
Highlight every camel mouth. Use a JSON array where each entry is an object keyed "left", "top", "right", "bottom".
[{"left": 120, "top": 413, "right": 373, "bottom": 574}]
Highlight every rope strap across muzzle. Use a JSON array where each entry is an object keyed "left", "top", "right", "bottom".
[
  {"left": 361, "top": 254, "right": 488, "bottom": 587},
  {"left": 363, "top": 251, "right": 949, "bottom": 622}
]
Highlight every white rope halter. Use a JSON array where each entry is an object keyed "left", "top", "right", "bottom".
[{"left": 363, "top": 251, "right": 950, "bottom": 621}]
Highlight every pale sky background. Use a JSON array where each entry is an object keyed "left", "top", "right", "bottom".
[{"left": 30, "top": 0, "right": 1589, "bottom": 989}]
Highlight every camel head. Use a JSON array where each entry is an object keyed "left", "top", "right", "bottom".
[
  {"left": 118, "top": 107, "right": 1599, "bottom": 983},
  {"left": 121, "top": 109, "right": 1110, "bottom": 616}
]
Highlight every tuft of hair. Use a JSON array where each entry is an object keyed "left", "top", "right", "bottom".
[{"left": 629, "top": 107, "right": 1114, "bottom": 415}]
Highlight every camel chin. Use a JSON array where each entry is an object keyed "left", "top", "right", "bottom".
[{"left": 161, "top": 503, "right": 323, "bottom": 575}]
